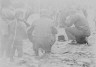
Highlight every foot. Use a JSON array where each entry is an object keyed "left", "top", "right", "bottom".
[{"left": 68, "top": 40, "right": 77, "bottom": 44}]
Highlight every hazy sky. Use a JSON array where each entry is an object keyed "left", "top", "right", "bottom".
[
  {"left": 0, "top": 0, "right": 96, "bottom": 10},
  {"left": 0, "top": 0, "right": 96, "bottom": 32}
]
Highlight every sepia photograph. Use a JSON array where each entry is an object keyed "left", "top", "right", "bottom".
[{"left": 0, "top": 0, "right": 96, "bottom": 67}]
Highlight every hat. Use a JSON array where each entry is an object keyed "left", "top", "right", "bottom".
[
  {"left": 1, "top": 8, "right": 15, "bottom": 20},
  {"left": 15, "top": 9, "right": 24, "bottom": 20}
]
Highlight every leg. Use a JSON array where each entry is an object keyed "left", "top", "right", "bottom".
[
  {"left": 65, "top": 27, "right": 89, "bottom": 44},
  {"left": 32, "top": 37, "right": 44, "bottom": 56},
  {"left": 6, "top": 41, "right": 12, "bottom": 58},
  {"left": 32, "top": 38, "right": 39, "bottom": 56},
  {"left": 5, "top": 36, "right": 13, "bottom": 58},
  {"left": 40, "top": 37, "right": 52, "bottom": 59},
  {"left": 33, "top": 44, "right": 39, "bottom": 56},
  {"left": 0, "top": 36, "right": 8, "bottom": 57},
  {"left": 65, "top": 27, "right": 76, "bottom": 40},
  {"left": 0, "top": 43, "right": 5, "bottom": 57},
  {"left": 9, "top": 45, "right": 16, "bottom": 62},
  {"left": 16, "top": 41, "right": 23, "bottom": 58}
]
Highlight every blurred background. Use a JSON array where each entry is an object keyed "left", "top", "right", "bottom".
[{"left": 0, "top": 0, "right": 96, "bottom": 32}]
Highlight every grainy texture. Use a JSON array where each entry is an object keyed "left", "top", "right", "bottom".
[{"left": 0, "top": 0, "right": 96, "bottom": 67}]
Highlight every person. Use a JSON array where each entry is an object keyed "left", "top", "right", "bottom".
[
  {"left": 9, "top": 10, "right": 27, "bottom": 61},
  {"left": 58, "top": 8, "right": 78, "bottom": 28},
  {"left": 27, "top": 12, "right": 57, "bottom": 58},
  {"left": 0, "top": 8, "right": 15, "bottom": 58},
  {"left": 64, "top": 13, "right": 91, "bottom": 44}
]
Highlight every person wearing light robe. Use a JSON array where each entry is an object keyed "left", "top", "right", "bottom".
[{"left": 27, "top": 14, "right": 57, "bottom": 58}]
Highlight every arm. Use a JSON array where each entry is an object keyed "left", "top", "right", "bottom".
[
  {"left": 27, "top": 24, "right": 35, "bottom": 42},
  {"left": 23, "top": 20, "right": 30, "bottom": 27},
  {"left": 65, "top": 14, "right": 81, "bottom": 27},
  {"left": 51, "top": 26, "right": 57, "bottom": 35},
  {"left": 17, "top": 18, "right": 30, "bottom": 28},
  {"left": 23, "top": 9, "right": 33, "bottom": 27},
  {"left": 24, "top": 9, "right": 32, "bottom": 21}
]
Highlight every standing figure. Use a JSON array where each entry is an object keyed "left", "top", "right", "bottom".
[
  {"left": 27, "top": 14, "right": 57, "bottom": 58},
  {"left": 9, "top": 10, "right": 27, "bottom": 61},
  {"left": 0, "top": 8, "right": 15, "bottom": 58}
]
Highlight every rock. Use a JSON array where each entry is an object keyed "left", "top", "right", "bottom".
[
  {"left": 51, "top": 41, "right": 71, "bottom": 54},
  {"left": 87, "top": 34, "right": 96, "bottom": 58},
  {"left": 40, "top": 61, "right": 70, "bottom": 67},
  {"left": 88, "top": 34, "right": 96, "bottom": 45},
  {"left": 76, "top": 58, "right": 91, "bottom": 63}
]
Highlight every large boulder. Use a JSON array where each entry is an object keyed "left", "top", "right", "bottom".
[
  {"left": 88, "top": 34, "right": 96, "bottom": 45},
  {"left": 88, "top": 34, "right": 96, "bottom": 59},
  {"left": 51, "top": 41, "right": 71, "bottom": 54}
]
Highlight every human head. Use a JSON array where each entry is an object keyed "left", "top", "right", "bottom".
[
  {"left": 1, "top": 8, "right": 15, "bottom": 21},
  {"left": 15, "top": 9, "right": 24, "bottom": 20},
  {"left": 40, "top": 9, "right": 53, "bottom": 19}
]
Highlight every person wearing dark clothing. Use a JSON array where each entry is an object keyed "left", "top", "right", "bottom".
[{"left": 64, "top": 14, "right": 90, "bottom": 44}]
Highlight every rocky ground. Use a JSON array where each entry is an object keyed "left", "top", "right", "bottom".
[{"left": 0, "top": 38, "right": 96, "bottom": 67}]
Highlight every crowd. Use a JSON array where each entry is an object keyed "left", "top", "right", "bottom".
[{"left": 0, "top": 6, "right": 93, "bottom": 62}]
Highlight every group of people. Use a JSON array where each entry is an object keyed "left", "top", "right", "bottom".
[{"left": 0, "top": 7, "right": 91, "bottom": 61}]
